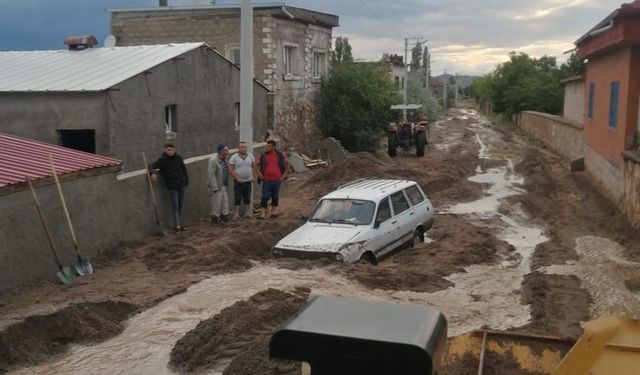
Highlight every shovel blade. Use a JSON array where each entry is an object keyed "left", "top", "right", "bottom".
[
  {"left": 56, "top": 269, "right": 75, "bottom": 285},
  {"left": 74, "top": 258, "right": 93, "bottom": 276}
]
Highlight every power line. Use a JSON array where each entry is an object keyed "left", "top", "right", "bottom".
[{"left": 356, "top": 0, "right": 404, "bottom": 39}]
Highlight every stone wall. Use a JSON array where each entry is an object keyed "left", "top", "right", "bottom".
[{"left": 516, "top": 111, "right": 585, "bottom": 162}]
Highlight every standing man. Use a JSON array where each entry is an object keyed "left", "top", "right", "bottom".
[
  {"left": 256, "top": 140, "right": 290, "bottom": 219},
  {"left": 208, "top": 144, "right": 230, "bottom": 224},
  {"left": 149, "top": 143, "right": 189, "bottom": 233},
  {"left": 228, "top": 142, "right": 256, "bottom": 220}
]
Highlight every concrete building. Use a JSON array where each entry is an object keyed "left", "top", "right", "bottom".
[
  {"left": 575, "top": 0, "right": 640, "bottom": 227},
  {"left": 561, "top": 75, "right": 585, "bottom": 124},
  {"left": 429, "top": 78, "right": 444, "bottom": 98},
  {"left": 0, "top": 41, "right": 269, "bottom": 172},
  {"left": 382, "top": 54, "right": 406, "bottom": 92},
  {"left": 109, "top": 3, "right": 340, "bottom": 149}
]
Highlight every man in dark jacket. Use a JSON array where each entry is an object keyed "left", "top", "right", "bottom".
[{"left": 149, "top": 143, "right": 189, "bottom": 233}]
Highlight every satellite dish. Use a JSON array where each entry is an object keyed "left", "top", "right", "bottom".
[{"left": 104, "top": 35, "right": 116, "bottom": 48}]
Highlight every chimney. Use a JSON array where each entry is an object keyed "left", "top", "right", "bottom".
[
  {"left": 159, "top": 0, "right": 168, "bottom": 6},
  {"left": 64, "top": 35, "right": 98, "bottom": 50}
]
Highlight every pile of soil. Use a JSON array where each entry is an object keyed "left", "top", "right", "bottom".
[
  {"left": 169, "top": 288, "right": 309, "bottom": 374},
  {"left": 342, "top": 215, "right": 509, "bottom": 293},
  {"left": 0, "top": 301, "right": 137, "bottom": 373}
]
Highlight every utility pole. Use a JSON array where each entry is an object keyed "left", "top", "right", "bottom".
[
  {"left": 240, "top": 0, "right": 254, "bottom": 202},
  {"left": 402, "top": 37, "right": 424, "bottom": 122},
  {"left": 240, "top": 0, "right": 253, "bottom": 153},
  {"left": 403, "top": 38, "right": 408, "bottom": 122},
  {"left": 454, "top": 73, "right": 459, "bottom": 107}
]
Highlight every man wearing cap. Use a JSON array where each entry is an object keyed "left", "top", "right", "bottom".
[{"left": 208, "top": 144, "right": 230, "bottom": 224}]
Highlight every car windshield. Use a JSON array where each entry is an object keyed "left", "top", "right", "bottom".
[{"left": 310, "top": 199, "right": 376, "bottom": 225}]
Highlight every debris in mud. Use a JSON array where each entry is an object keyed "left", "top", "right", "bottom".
[
  {"left": 0, "top": 301, "right": 138, "bottom": 373},
  {"left": 169, "top": 288, "right": 309, "bottom": 374}
]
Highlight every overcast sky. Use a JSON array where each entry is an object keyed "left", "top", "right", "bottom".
[{"left": 0, "top": 0, "right": 624, "bottom": 75}]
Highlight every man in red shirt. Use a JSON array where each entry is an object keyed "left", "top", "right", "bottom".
[{"left": 256, "top": 140, "right": 290, "bottom": 219}]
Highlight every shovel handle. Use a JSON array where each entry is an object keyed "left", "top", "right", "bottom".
[
  {"left": 27, "top": 179, "right": 64, "bottom": 269},
  {"left": 49, "top": 154, "right": 81, "bottom": 258},
  {"left": 143, "top": 152, "right": 164, "bottom": 228}
]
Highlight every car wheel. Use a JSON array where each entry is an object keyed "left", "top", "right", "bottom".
[
  {"left": 360, "top": 251, "right": 378, "bottom": 265},
  {"left": 410, "top": 229, "right": 424, "bottom": 248}
]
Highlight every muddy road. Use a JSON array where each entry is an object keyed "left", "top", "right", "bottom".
[{"left": 2, "top": 107, "right": 640, "bottom": 374}]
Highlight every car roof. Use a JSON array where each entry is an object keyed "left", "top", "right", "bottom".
[{"left": 322, "top": 179, "right": 417, "bottom": 202}]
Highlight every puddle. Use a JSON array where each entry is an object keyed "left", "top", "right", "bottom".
[{"left": 543, "top": 236, "right": 640, "bottom": 319}]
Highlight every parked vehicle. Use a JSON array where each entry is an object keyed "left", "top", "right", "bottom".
[{"left": 273, "top": 179, "right": 435, "bottom": 264}]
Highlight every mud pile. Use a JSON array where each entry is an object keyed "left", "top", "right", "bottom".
[
  {"left": 169, "top": 288, "right": 309, "bottom": 374},
  {"left": 0, "top": 301, "right": 137, "bottom": 373}
]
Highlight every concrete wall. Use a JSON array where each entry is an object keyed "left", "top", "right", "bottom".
[
  {"left": 585, "top": 144, "right": 624, "bottom": 204},
  {"left": 517, "top": 111, "right": 585, "bottom": 162},
  {"left": 107, "top": 46, "right": 269, "bottom": 171},
  {"left": 0, "top": 93, "right": 110, "bottom": 155},
  {"left": 623, "top": 152, "right": 640, "bottom": 229},
  {"left": 562, "top": 80, "right": 585, "bottom": 124},
  {"left": 0, "top": 144, "right": 266, "bottom": 296}
]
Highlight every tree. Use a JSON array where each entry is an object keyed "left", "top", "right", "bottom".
[
  {"left": 321, "top": 62, "right": 399, "bottom": 151},
  {"left": 559, "top": 52, "right": 586, "bottom": 79},
  {"left": 333, "top": 37, "right": 353, "bottom": 64},
  {"left": 406, "top": 70, "right": 441, "bottom": 120},
  {"left": 410, "top": 42, "right": 423, "bottom": 71}
]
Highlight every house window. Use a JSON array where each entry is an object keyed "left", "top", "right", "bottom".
[
  {"left": 165, "top": 105, "right": 177, "bottom": 133},
  {"left": 58, "top": 129, "right": 96, "bottom": 154},
  {"left": 394, "top": 76, "right": 400, "bottom": 89},
  {"left": 609, "top": 81, "right": 619, "bottom": 129},
  {"left": 284, "top": 45, "right": 297, "bottom": 76},
  {"left": 234, "top": 102, "right": 240, "bottom": 131},
  {"left": 229, "top": 47, "right": 241, "bottom": 66},
  {"left": 588, "top": 83, "right": 595, "bottom": 120},
  {"left": 312, "top": 52, "right": 326, "bottom": 78}
]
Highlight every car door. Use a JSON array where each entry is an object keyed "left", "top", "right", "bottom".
[
  {"left": 368, "top": 197, "right": 396, "bottom": 255},
  {"left": 404, "top": 184, "right": 431, "bottom": 228},
  {"left": 389, "top": 190, "right": 413, "bottom": 247}
]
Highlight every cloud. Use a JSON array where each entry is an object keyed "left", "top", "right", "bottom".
[{"left": 512, "top": 0, "right": 595, "bottom": 20}]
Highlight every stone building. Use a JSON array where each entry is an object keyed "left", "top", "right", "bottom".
[
  {"left": 109, "top": 3, "right": 340, "bottom": 149},
  {"left": 0, "top": 41, "right": 270, "bottom": 171}
]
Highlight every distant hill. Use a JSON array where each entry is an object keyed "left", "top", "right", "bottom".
[{"left": 435, "top": 73, "right": 479, "bottom": 88}]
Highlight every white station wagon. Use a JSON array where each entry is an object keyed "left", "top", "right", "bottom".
[{"left": 273, "top": 179, "right": 434, "bottom": 264}]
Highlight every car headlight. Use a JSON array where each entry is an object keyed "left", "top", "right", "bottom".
[{"left": 335, "top": 253, "right": 344, "bottom": 261}]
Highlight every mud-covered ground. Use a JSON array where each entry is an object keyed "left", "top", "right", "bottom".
[{"left": 1, "top": 106, "right": 639, "bottom": 374}]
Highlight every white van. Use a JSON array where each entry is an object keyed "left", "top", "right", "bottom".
[{"left": 273, "top": 179, "right": 435, "bottom": 264}]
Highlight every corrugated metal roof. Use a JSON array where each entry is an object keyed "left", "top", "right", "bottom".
[
  {"left": 0, "top": 43, "right": 204, "bottom": 92},
  {"left": 0, "top": 132, "right": 122, "bottom": 189}
]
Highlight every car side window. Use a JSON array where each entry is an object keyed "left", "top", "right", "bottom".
[
  {"left": 376, "top": 197, "right": 392, "bottom": 223},
  {"left": 405, "top": 185, "right": 425, "bottom": 206},
  {"left": 390, "top": 191, "right": 410, "bottom": 214}
]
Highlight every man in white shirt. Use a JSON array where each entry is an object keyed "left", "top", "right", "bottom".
[{"left": 228, "top": 142, "right": 258, "bottom": 220}]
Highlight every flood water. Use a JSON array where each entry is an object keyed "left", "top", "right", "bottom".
[{"left": 10, "top": 109, "right": 549, "bottom": 375}]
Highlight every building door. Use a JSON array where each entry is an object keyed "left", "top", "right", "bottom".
[{"left": 58, "top": 129, "right": 96, "bottom": 154}]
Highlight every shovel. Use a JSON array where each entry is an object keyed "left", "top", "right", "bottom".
[
  {"left": 27, "top": 180, "right": 75, "bottom": 285},
  {"left": 142, "top": 152, "right": 168, "bottom": 236},
  {"left": 49, "top": 154, "right": 93, "bottom": 276}
]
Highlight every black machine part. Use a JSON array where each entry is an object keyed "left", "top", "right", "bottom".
[{"left": 270, "top": 295, "right": 448, "bottom": 375}]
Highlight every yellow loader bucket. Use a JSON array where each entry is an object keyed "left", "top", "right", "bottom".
[
  {"left": 443, "top": 330, "right": 573, "bottom": 374},
  {"left": 553, "top": 317, "right": 640, "bottom": 375}
]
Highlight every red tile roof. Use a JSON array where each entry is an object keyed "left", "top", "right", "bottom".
[
  {"left": 0, "top": 132, "right": 122, "bottom": 189},
  {"left": 429, "top": 78, "right": 444, "bottom": 87}
]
